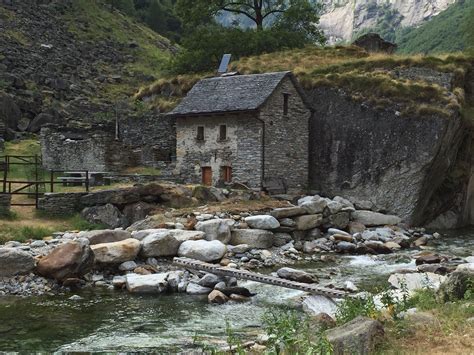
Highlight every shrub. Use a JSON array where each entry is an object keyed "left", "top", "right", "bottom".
[{"left": 262, "top": 309, "right": 333, "bottom": 354}]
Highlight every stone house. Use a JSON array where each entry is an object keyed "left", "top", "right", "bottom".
[{"left": 167, "top": 71, "right": 312, "bottom": 193}]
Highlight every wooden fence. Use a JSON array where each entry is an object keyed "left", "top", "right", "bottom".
[{"left": 1, "top": 155, "right": 89, "bottom": 208}]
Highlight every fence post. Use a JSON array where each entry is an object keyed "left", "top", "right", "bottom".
[
  {"left": 2, "top": 156, "right": 7, "bottom": 193},
  {"left": 85, "top": 170, "right": 89, "bottom": 192},
  {"left": 50, "top": 170, "right": 54, "bottom": 193}
]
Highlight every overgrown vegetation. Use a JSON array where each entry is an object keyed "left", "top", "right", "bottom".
[{"left": 136, "top": 45, "right": 473, "bottom": 117}]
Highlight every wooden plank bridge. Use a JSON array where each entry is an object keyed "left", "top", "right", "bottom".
[{"left": 173, "top": 257, "right": 351, "bottom": 299}]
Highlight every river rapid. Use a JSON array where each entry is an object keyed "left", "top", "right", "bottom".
[{"left": 0, "top": 228, "right": 473, "bottom": 353}]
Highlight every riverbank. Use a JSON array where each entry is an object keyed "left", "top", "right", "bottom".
[{"left": 0, "top": 188, "right": 473, "bottom": 353}]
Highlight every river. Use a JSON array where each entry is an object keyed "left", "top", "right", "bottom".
[{"left": 0, "top": 228, "right": 472, "bottom": 353}]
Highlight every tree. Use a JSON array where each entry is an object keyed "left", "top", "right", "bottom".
[{"left": 176, "top": 0, "right": 323, "bottom": 37}]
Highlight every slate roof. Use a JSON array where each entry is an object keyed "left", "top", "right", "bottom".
[{"left": 167, "top": 71, "right": 308, "bottom": 117}]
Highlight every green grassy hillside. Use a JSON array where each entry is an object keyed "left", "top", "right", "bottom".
[{"left": 396, "top": 0, "right": 474, "bottom": 55}]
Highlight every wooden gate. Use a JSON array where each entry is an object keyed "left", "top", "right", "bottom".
[{"left": 1, "top": 155, "right": 89, "bottom": 208}]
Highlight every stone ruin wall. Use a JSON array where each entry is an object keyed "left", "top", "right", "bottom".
[{"left": 40, "top": 115, "right": 176, "bottom": 173}]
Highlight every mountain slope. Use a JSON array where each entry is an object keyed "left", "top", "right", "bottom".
[
  {"left": 319, "top": 0, "right": 457, "bottom": 44},
  {"left": 0, "top": 0, "right": 175, "bottom": 137},
  {"left": 396, "top": 0, "right": 474, "bottom": 54}
]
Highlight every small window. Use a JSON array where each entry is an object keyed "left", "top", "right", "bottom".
[
  {"left": 219, "top": 125, "right": 227, "bottom": 141},
  {"left": 197, "top": 126, "right": 204, "bottom": 141},
  {"left": 283, "top": 93, "right": 290, "bottom": 116},
  {"left": 221, "top": 166, "right": 232, "bottom": 183}
]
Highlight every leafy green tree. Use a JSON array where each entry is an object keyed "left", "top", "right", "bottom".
[{"left": 176, "top": 0, "right": 323, "bottom": 39}]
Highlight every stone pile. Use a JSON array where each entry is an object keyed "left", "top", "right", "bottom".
[{"left": 0, "top": 194, "right": 463, "bottom": 299}]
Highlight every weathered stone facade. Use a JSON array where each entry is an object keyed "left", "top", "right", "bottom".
[
  {"left": 259, "top": 77, "right": 310, "bottom": 191},
  {"left": 41, "top": 115, "right": 176, "bottom": 172},
  {"left": 173, "top": 74, "right": 310, "bottom": 192},
  {"left": 175, "top": 114, "right": 262, "bottom": 188}
]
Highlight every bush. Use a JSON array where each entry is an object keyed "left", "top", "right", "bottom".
[{"left": 262, "top": 309, "right": 333, "bottom": 354}]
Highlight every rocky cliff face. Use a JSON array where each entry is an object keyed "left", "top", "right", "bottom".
[
  {"left": 307, "top": 64, "right": 473, "bottom": 227},
  {"left": 319, "top": 0, "right": 457, "bottom": 43}
]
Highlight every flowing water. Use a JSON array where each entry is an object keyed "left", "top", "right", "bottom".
[{"left": 0, "top": 228, "right": 472, "bottom": 353}]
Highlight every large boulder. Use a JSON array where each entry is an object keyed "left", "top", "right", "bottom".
[
  {"left": 195, "top": 219, "right": 232, "bottom": 243},
  {"left": 388, "top": 272, "right": 446, "bottom": 292},
  {"left": 91, "top": 238, "right": 141, "bottom": 264},
  {"left": 276, "top": 267, "right": 317, "bottom": 283},
  {"left": 0, "top": 248, "right": 36, "bottom": 277},
  {"left": 81, "top": 204, "right": 126, "bottom": 229},
  {"left": 245, "top": 215, "right": 280, "bottom": 230},
  {"left": 36, "top": 241, "right": 94, "bottom": 281},
  {"left": 125, "top": 273, "right": 168, "bottom": 293},
  {"left": 178, "top": 240, "right": 226, "bottom": 262},
  {"left": 80, "top": 230, "right": 131, "bottom": 245},
  {"left": 230, "top": 229, "right": 274, "bottom": 249},
  {"left": 325, "top": 316, "right": 384, "bottom": 355},
  {"left": 437, "top": 269, "right": 474, "bottom": 302},
  {"left": 298, "top": 196, "right": 329, "bottom": 214},
  {"left": 141, "top": 229, "right": 204, "bottom": 257},
  {"left": 293, "top": 214, "right": 323, "bottom": 230}
]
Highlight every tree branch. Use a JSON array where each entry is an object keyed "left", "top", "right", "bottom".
[
  {"left": 221, "top": 6, "right": 257, "bottom": 22},
  {"left": 262, "top": 9, "right": 285, "bottom": 19}
]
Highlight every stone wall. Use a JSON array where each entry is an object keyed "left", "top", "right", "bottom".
[
  {"left": 37, "top": 192, "right": 87, "bottom": 215},
  {"left": 40, "top": 114, "right": 176, "bottom": 172},
  {"left": 175, "top": 114, "right": 262, "bottom": 188},
  {"left": 259, "top": 76, "right": 310, "bottom": 192},
  {"left": 307, "top": 87, "right": 465, "bottom": 225}
]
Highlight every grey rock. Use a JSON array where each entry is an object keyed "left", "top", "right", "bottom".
[
  {"left": 198, "top": 273, "right": 223, "bottom": 288},
  {"left": 279, "top": 218, "right": 297, "bottom": 227},
  {"left": 388, "top": 272, "right": 446, "bottom": 291},
  {"left": 119, "top": 261, "right": 138, "bottom": 271},
  {"left": 277, "top": 267, "right": 317, "bottom": 283},
  {"left": 80, "top": 230, "right": 131, "bottom": 245},
  {"left": 126, "top": 273, "right": 169, "bottom": 293},
  {"left": 245, "top": 215, "right": 280, "bottom": 230},
  {"left": 227, "top": 244, "right": 251, "bottom": 253},
  {"left": 336, "top": 241, "right": 356, "bottom": 253},
  {"left": 141, "top": 229, "right": 205, "bottom": 257},
  {"left": 293, "top": 214, "right": 323, "bottom": 231},
  {"left": 325, "top": 316, "right": 384, "bottom": 355},
  {"left": 0, "top": 248, "right": 36, "bottom": 277},
  {"left": 178, "top": 240, "right": 226, "bottom": 262},
  {"left": 81, "top": 204, "right": 126, "bottom": 229},
  {"left": 352, "top": 211, "right": 402, "bottom": 227},
  {"left": 273, "top": 233, "right": 292, "bottom": 247},
  {"left": 328, "top": 212, "right": 350, "bottom": 229},
  {"left": 299, "top": 196, "right": 329, "bottom": 214},
  {"left": 438, "top": 269, "right": 474, "bottom": 302},
  {"left": 186, "top": 282, "right": 212, "bottom": 295},
  {"left": 302, "top": 295, "right": 338, "bottom": 317},
  {"left": 270, "top": 207, "right": 306, "bottom": 219},
  {"left": 230, "top": 229, "right": 274, "bottom": 249},
  {"left": 195, "top": 219, "right": 232, "bottom": 243}
]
